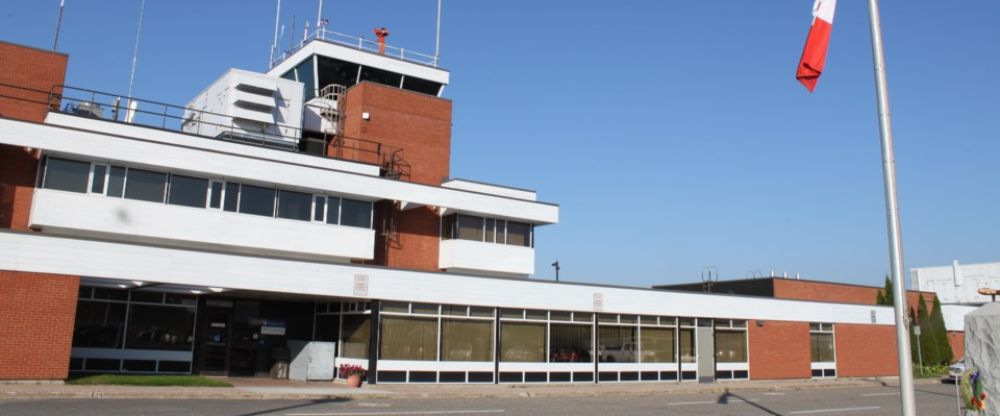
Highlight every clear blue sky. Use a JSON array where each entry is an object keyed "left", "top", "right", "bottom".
[{"left": 2, "top": 1, "right": 997, "bottom": 288}]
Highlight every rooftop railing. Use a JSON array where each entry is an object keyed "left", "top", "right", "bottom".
[
  {"left": 271, "top": 28, "right": 440, "bottom": 70},
  {"left": 0, "top": 82, "right": 406, "bottom": 175}
]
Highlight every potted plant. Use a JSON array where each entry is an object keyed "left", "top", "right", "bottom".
[{"left": 339, "top": 364, "right": 365, "bottom": 388}]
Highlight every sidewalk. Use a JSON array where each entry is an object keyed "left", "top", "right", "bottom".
[{"left": 0, "top": 376, "right": 944, "bottom": 401}]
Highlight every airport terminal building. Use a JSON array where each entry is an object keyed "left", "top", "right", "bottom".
[{"left": 0, "top": 34, "right": 944, "bottom": 384}]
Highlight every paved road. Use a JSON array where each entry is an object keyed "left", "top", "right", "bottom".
[{"left": 0, "top": 383, "right": 961, "bottom": 416}]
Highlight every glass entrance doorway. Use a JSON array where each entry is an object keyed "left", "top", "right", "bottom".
[{"left": 194, "top": 296, "right": 315, "bottom": 376}]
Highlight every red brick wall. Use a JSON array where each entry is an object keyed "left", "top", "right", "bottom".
[
  {"left": 773, "top": 279, "right": 934, "bottom": 311},
  {"left": 0, "top": 270, "right": 79, "bottom": 380},
  {"left": 948, "top": 331, "right": 964, "bottom": 361},
  {"left": 0, "top": 144, "right": 39, "bottom": 230},
  {"left": 835, "top": 323, "right": 899, "bottom": 377},
  {"left": 340, "top": 82, "right": 452, "bottom": 186},
  {"left": 749, "top": 320, "right": 812, "bottom": 379},
  {"left": 0, "top": 41, "right": 69, "bottom": 231},
  {"left": 0, "top": 41, "right": 68, "bottom": 123},
  {"left": 340, "top": 82, "right": 452, "bottom": 272}
]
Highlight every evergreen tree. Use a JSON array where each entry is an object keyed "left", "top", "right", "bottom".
[
  {"left": 915, "top": 294, "right": 939, "bottom": 366},
  {"left": 876, "top": 275, "right": 893, "bottom": 305},
  {"left": 928, "top": 296, "right": 954, "bottom": 364}
]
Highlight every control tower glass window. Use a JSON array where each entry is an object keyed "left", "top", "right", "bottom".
[
  {"left": 360, "top": 66, "right": 403, "bottom": 89},
  {"left": 317, "top": 56, "right": 360, "bottom": 91},
  {"left": 402, "top": 76, "right": 442, "bottom": 96},
  {"left": 293, "top": 57, "right": 316, "bottom": 100}
]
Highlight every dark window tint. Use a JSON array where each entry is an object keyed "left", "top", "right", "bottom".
[
  {"left": 340, "top": 198, "right": 371, "bottom": 228},
  {"left": 72, "top": 301, "right": 126, "bottom": 348},
  {"left": 277, "top": 190, "right": 312, "bottom": 221},
  {"left": 209, "top": 182, "right": 223, "bottom": 209},
  {"left": 126, "top": 304, "right": 196, "bottom": 351},
  {"left": 124, "top": 168, "right": 167, "bottom": 202},
  {"left": 107, "top": 166, "right": 126, "bottom": 197},
  {"left": 326, "top": 197, "right": 341, "bottom": 224},
  {"left": 441, "top": 214, "right": 455, "bottom": 240},
  {"left": 223, "top": 182, "right": 240, "bottom": 212},
  {"left": 90, "top": 165, "right": 106, "bottom": 193},
  {"left": 401, "top": 76, "right": 442, "bottom": 96},
  {"left": 457, "top": 215, "right": 484, "bottom": 241},
  {"left": 359, "top": 66, "right": 402, "bottom": 88},
  {"left": 294, "top": 57, "right": 316, "bottom": 100},
  {"left": 43, "top": 157, "right": 90, "bottom": 193},
  {"left": 506, "top": 221, "right": 532, "bottom": 247},
  {"left": 239, "top": 184, "right": 276, "bottom": 217},
  {"left": 485, "top": 218, "right": 496, "bottom": 243},
  {"left": 317, "top": 56, "right": 360, "bottom": 91},
  {"left": 167, "top": 174, "right": 208, "bottom": 208},
  {"left": 313, "top": 196, "right": 326, "bottom": 221}
]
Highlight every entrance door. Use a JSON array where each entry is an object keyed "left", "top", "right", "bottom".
[
  {"left": 194, "top": 298, "right": 261, "bottom": 376},
  {"left": 696, "top": 319, "right": 715, "bottom": 383},
  {"left": 196, "top": 303, "right": 233, "bottom": 375}
]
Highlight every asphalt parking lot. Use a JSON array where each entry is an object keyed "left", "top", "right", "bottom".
[{"left": 0, "top": 382, "right": 962, "bottom": 416}]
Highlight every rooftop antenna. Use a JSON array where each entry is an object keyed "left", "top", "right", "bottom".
[
  {"left": 701, "top": 265, "right": 719, "bottom": 293},
  {"left": 316, "top": 0, "right": 324, "bottom": 32},
  {"left": 126, "top": 0, "right": 146, "bottom": 100},
  {"left": 269, "top": 0, "right": 281, "bottom": 68},
  {"left": 434, "top": 0, "right": 442, "bottom": 65},
  {"left": 52, "top": 0, "right": 65, "bottom": 50}
]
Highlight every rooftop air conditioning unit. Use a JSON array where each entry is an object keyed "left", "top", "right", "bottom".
[{"left": 71, "top": 101, "right": 104, "bottom": 119}]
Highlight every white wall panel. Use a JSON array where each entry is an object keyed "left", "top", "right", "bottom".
[
  {"left": 0, "top": 117, "right": 558, "bottom": 224},
  {"left": 29, "top": 189, "right": 374, "bottom": 261},
  {"left": 439, "top": 239, "right": 534, "bottom": 276},
  {"left": 0, "top": 232, "right": 896, "bottom": 326}
]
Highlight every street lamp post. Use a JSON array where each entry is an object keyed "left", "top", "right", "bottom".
[{"left": 551, "top": 261, "right": 560, "bottom": 282}]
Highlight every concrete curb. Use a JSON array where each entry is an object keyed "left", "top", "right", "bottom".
[{"left": 0, "top": 377, "right": 947, "bottom": 401}]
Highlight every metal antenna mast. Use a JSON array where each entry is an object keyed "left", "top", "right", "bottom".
[
  {"left": 316, "top": 0, "right": 324, "bottom": 30},
  {"left": 126, "top": 0, "right": 146, "bottom": 100},
  {"left": 269, "top": 0, "right": 282, "bottom": 68},
  {"left": 434, "top": 0, "right": 442, "bottom": 65},
  {"left": 52, "top": 0, "right": 65, "bottom": 50}
]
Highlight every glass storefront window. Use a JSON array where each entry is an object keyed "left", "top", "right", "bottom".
[
  {"left": 379, "top": 316, "right": 437, "bottom": 361},
  {"left": 314, "top": 314, "right": 340, "bottom": 342},
  {"left": 72, "top": 301, "right": 126, "bottom": 348},
  {"left": 715, "top": 330, "right": 748, "bottom": 363},
  {"left": 640, "top": 327, "right": 676, "bottom": 363},
  {"left": 441, "top": 319, "right": 493, "bottom": 361},
  {"left": 598, "top": 326, "right": 637, "bottom": 363},
  {"left": 500, "top": 322, "right": 545, "bottom": 362},
  {"left": 549, "top": 324, "right": 592, "bottom": 363},
  {"left": 680, "top": 328, "right": 696, "bottom": 363},
  {"left": 341, "top": 315, "right": 370, "bottom": 359},
  {"left": 811, "top": 332, "right": 836, "bottom": 362},
  {"left": 126, "top": 304, "right": 196, "bottom": 351}
]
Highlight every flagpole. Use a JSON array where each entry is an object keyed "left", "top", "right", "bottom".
[{"left": 866, "top": 1, "right": 916, "bottom": 415}]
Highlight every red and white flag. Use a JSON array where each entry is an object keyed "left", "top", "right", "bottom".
[{"left": 796, "top": 0, "right": 837, "bottom": 92}]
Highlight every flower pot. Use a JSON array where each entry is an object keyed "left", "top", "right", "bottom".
[{"left": 346, "top": 374, "right": 363, "bottom": 388}]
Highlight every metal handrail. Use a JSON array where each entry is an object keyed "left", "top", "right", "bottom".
[
  {"left": 0, "top": 83, "right": 403, "bottom": 169},
  {"left": 271, "top": 28, "right": 439, "bottom": 69}
]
